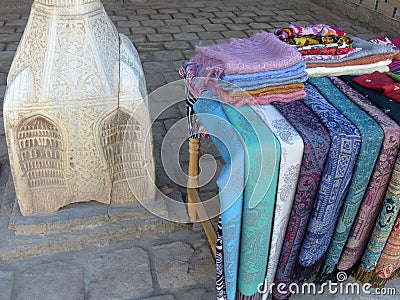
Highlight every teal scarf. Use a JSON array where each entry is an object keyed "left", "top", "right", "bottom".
[{"left": 223, "top": 104, "right": 281, "bottom": 296}]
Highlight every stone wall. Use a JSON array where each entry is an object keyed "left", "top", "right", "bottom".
[{"left": 312, "top": 0, "right": 400, "bottom": 36}]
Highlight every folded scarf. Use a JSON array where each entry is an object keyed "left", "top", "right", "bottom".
[
  {"left": 303, "top": 49, "right": 362, "bottom": 61},
  {"left": 217, "top": 71, "right": 309, "bottom": 93},
  {"left": 388, "top": 72, "right": 400, "bottom": 82},
  {"left": 229, "top": 83, "right": 305, "bottom": 100},
  {"left": 220, "top": 61, "right": 306, "bottom": 83},
  {"left": 287, "top": 35, "right": 352, "bottom": 47},
  {"left": 217, "top": 89, "right": 307, "bottom": 107},
  {"left": 298, "top": 81, "right": 362, "bottom": 269},
  {"left": 251, "top": 104, "right": 304, "bottom": 298},
  {"left": 340, "top": 75, "right": 400, "bottom": 123},
  {"left": 307, "top": 37, "right": 395, "bottom": 65},
  {"left": 273, "top": 100, "right": 331, "bottom": 299},
  {"left": 300, "top": 47, "right": 357, "bottom": 57},
  {"left": 191, "top": 31, "right": 302, "bottom": 77},
  {"left": 389, "top": 60, "right": 400, "bottom": 72},
  {"left": 275, "top": 24, "right": 345, "bottom": 40},
  {"left": 294, "top": 42, "right": 351, "bottom": 50},
  {"left": 193, "top": 94, "right": 245, "bottom": 300},
  {"left": 353, "top": 71, "right": 395, "bottom": 89},
  {"left": 222, "top": 104, "right": 280, "bottom": 297},
  {"left": 306, "top": 53, "right": 394, "bottom": 68},
  {"left": 323, "top": 76, "right": 399, "bottom": 275},
  {"left": 306, "top": 60, "right": 391, "bottom": 77}
]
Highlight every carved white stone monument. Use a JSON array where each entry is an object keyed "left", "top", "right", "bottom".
[{"left": 4, "top": 0, "right": 155, "bottom": 216}]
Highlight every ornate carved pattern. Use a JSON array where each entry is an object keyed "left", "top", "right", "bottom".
[
  {"left": 8, "top": 12, "right": 49, "bottom": 96},
  {"left": 36, "top": 0, "right": 96, "bottom": 5},
  {"left": 49, "top": 21, "right": 106, "bottom": 100},
  {"left": 88, "top": 12, "right": 119, "bottom": 93},
  {"left": 60, "top": 107, "right": 109, "bottom": 202},
  {"left": 101, "top": 110, "right": 146, "bottom": 203},
  {"left": 17, "top": 116, "right": 69, "bottom": 206}
]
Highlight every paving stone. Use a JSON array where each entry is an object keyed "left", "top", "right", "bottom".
[
  {"left": 171, "top": 13, "right": 193, "bottom": 19},
  {"left": 158, "top": 8, "right": 179, "bottom": 14},
  {"left": 115, "top": 20, "right": 141, "bottom": 27},
  {"left": 4, "top": 20, "right": 27, "bottom": 27},
  {"left": 221, "top": 30, "right": 248, "bottom": 38},
  {"left": 164, "top": 18, "right": 189, "bottom": 26},
  {"left": 178, "top": 7, "right": 199, "bottom": 14},
  {"left": 0, "top": 271, "right": 13, "bottom": 300},
  {"left": 271, "top": 14, "right": 296, "bottom": 22},
  {"left": 214, "top": 11, "right": 237, "bottom": 18},
  {"left": 129, "top": 34, "right": 147, "bottom": 43},
  {"left": 150, "top": 14, "right": 172, "bottom": 20},
  {"left": 128, "top": 15, "right": 149, "bottom": 21},
  {"left": 163, "top": 40, "right": 191, "bottom": 50},
  {"left": 157, "top": 25, "right": 182, "bottom": 34},
  {"left": 203, "top": 24, "right": 227, "bottom": 31},
  {"left": 0, "top": 33, "right": 22, "bottom": 43},
  {"left": 209, "top": 17, "right": 234, "bottom": 24},
  {"left": 197, "top": 31, "right": 224, "bottom": 40},
  {"left": 197, "top": 12, "right": 215, "bottom": 19},
  {"left": 0, "top": 27, "right": 16, "bottom": 34},
  {"left": 147, "top": 33, "right": 174, "bottom": 42},
  {"left": 181, "top": 24, "right": 205, "bottom": 32},
  {"left": 141, "top": 19, "right": 165, "bottom": 27},
  {"left": 131, "top": 26, "right": 156, "bottom": 35},
  {"left": 249, "top": 22, "right": 274, "bottom": 30},
  {"left": 231, "top": 16, "right": 254, "bottom": 23},
  {"left": 152, "top": 241, "right": 214, "bottom": 290},
  {"left": 199, "top": 6, "right": 221, "bottom": 13},
  {"left": 109, "top": 15, "right": 128, "bottom": 21},
  {"left": 187, "top": 18, "right": 211, "bottom": 25},
  {"left": 173, "top": 32, "right": 199, "bottom": 41},
  {"left": 143, "top": 295, "right": 175, "bottom": 300},
  {"left": 14, "top": 261, "right": 85, "bottom": 300},
  {"left": 86, "top": 248, "right": 153, "bottom": 300},
  {"left": 153, "top": 50, "right": 184, "bottom": 61},
  {"left": 175, "top": 288, "right": 213, "bottom": 300}
]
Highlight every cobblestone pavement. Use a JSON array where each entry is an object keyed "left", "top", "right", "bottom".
[{"left": 0, "top": 0, "right": 398, "bottom": 299}]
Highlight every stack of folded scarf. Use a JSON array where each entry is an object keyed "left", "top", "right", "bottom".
[
  {"left": 369, "top": 36, "right": 400, "bottom": 73},
  {"left": 275, "top": 24, "right": 396, "bottom": 77},
  {"left": 190, "top": 31, "right": 308, "bottom": 107}
]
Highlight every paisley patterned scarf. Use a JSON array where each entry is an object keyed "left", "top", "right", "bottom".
[
  {"left": 252, "top": 104, "right": 304, "bottom": 299},
  {"left": 273, "top": 100, "right": 331, "bottom": 299},
  {"left": 299, "top": 81, "right": 362, "bottom": 270}
]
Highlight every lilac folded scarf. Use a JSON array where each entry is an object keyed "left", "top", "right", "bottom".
[{"left": 191, "top": 31, "right": 302, "bottom": 77}]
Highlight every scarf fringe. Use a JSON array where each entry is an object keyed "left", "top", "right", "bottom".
[
  {"left": 235, "top": 291, "right": 263, "bottom": 300},
  {"left": 320, "top": 266, "right": 341, "bottom": 283},
  {"left": 355, "top": 268, "right": 374, "bottom": 284},
  {"left": 354, "top": 267, "right": 388, "bottom": 288}
]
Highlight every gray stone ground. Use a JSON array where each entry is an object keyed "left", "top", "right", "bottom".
[{"left": 0, "top": 0, "right": 400, "bottom": 299}]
